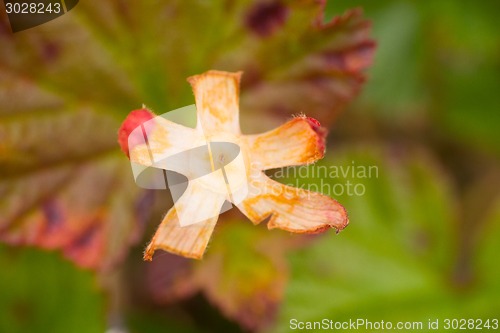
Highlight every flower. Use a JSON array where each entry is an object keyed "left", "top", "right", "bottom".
[{"left": 119, "top": 70, "right": 348, "bottom": 260}]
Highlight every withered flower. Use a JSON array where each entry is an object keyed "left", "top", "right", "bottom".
[{"left": 119, "top": 70, "right": 348, "bottom": 260}]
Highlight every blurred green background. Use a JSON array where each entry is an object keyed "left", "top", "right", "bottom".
[{"left": 1, "top": 0, "right": 499, "bottom": 332}]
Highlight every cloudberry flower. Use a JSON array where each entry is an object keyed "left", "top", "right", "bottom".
[{"left": 119, "top": 70, "right": 348, "bottom": 260}]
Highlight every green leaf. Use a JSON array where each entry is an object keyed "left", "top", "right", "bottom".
[
  {"left": 268, "top": 146, "right": 500, "bottom": 332},
  {"left": 329, "top": 0, "right": 500, "bottom": 154},
  {"left": 0, "top": 245, "right": 105, "bottom": 333}
]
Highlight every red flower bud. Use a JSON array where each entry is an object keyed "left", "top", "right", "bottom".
[{"left": 118, "top": 108, "right": 155, "bottom": 157}]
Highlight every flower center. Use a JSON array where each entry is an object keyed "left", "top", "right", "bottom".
[{"left": 194, "top": 136, "right": 249, "bottom": 202}]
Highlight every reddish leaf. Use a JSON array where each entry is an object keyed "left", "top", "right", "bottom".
[
  {"left": 0, "top": 1, "right": 373, "bottom": 277},
  {"left": 215, "top": 3, "right": 375, "bottom": 129}
]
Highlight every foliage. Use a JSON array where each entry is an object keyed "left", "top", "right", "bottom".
[{"left": 1, "top": 0, "right": 499, "bottom": 332}]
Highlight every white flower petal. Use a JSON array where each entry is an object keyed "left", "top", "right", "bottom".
[
  {"left": 144, "top": 180, "right": 227, "bottom": 259},
  {"left": 144, "top": 208, "right": 218, "bottom": 260},
  {"left": 171, "top": 173, "right": 229, "bottom": 227},
  {"left": 188, "top": 70, "right": 242, "bottom": 136},
  {"left": 128, "top": 116, "right": 205, "bottom": 169},
  {"left": 237, "top": 172, "right": 348, "bottom": 233},
  {"left": 244, "top": 117, "right": 326, "bottom": 170}
]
